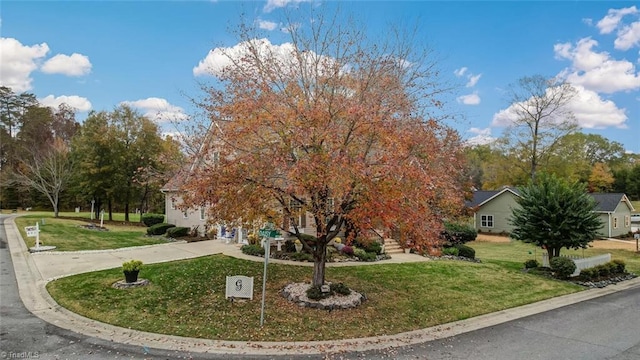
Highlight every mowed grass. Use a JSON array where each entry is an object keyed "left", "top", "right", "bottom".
[
  {"left": 472, "top": 238, "right": 640, "bottom": 274},
  {"left": 14, "top": 213, "right": 167, "bottom": 251},
  {"left": 47, "top": 253, "right": 583, "bottom": 342}
]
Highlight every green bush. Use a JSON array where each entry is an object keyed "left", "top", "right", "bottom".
[
  {"left": 166, "top": 226, "right": 189, "bottom": 238},
  {"left": 579, "top": 267, "right": 596, "bottom": 279},
  {"left": 524, "top": 259, "right": 540, "bottom": 269},
  {"left": 354, "top": 249, "right": 377, "bottom": 262},
  {"left": 612, "top": 259, "right": 626, "bottom": 274},
  {"left": 141, "top": 213, "right": 165, "bottom": 227},
  {"left": 441, "top": 221, "right": 478, "bottom": 245},
  {"left": 122, "top": 259, "right": 143, "bottom": 272},
  {"left": 354, "top": 238, "right": 383, "bottom": 254},
  {"left": 306, "top": 285, "right": 327, "bottom": 300},
  {"left": 283, "top": 239, "right": 296, "bottom": 253},
  {"left": 147, "top": 223, "right": 175, "bottom": 235},
  {"left": 455, "top": 244, "right": 476, "bottom": 259},
  {"left": 550, "top": 257, "right": 576, "bottom": 279},
  {"left": 330, "top": 282, "right": 351, "bottom": 296},
  {"left": 241, "top": 244, "right": 265, "bottom": 256},
  {"left": 442, "top": 247, "right": 459, "bottom": 256},
  {"left": 290, "top": 252, "right": 313, "bottom": 262}
]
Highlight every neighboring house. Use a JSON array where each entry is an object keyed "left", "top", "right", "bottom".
[
  {"left": 466, "top": 188, "right": 635, "bottom": 238},
  {"left": 590, "top": 193, "right": 636, "bottom": 238},
  {"left": 466, "top": 187, "right": 521, "bottom": 235}
]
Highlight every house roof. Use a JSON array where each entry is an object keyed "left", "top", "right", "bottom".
[
  {"left": 465, "top": 187, "right": 520, "bottom": 208},
  {"left": 590, "top": 193, "right": 635, "bottom": 213},
  {"left": 466, "top": 189, "right": 635, "bottom": 213},
  {"left": 160, "top": 165, "right": 192, "bottom": 193}
]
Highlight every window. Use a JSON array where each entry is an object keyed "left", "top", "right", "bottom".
[
  {"left": 170, "top": 198, "right": 177, "bottom": 210},
  {"left": 624, "top": 215, "right": 630, "bottom": 227},
  {"left": 289, "top": 199, "right": 306, "bottom": 228},
  {"left": 480, "top": 215, "right": 494, "bottom": 228},
  {"left": 613, "top": 217, "right": 618, "bottom": 229},
  {"left": 200, "top": 207, "right": 206, "bottom": 221}
]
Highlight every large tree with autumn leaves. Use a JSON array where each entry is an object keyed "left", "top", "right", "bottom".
[{"left": 183, "top": 12, "right": 468, "bottom": 286}]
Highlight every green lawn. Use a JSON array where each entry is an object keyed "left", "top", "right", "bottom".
[
  {"left": 631, "top": 200, "right": 640, "bottom": 213},
  {"left": 14, "top": 213, "right": 167, "bottom": 251}
]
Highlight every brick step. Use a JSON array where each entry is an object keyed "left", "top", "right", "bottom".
[{"left": 382, "top": 238, "right": 405, "bottom": 255}]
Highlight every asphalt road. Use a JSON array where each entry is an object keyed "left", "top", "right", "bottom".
[{"left": 1, "top": 214, "right": 639, "bottom": 360}]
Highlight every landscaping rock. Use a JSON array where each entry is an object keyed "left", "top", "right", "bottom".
[{"left": 280, "top": 282, "right": 365, "bottom": 310}]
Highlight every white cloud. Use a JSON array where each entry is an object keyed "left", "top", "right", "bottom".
[
  {"left": 567, "top": 86, "right": 628, "bottom": 129},
  {"left": 39, "top": 94, "right": 92, "bottom": 112},
  {"left": 41, "top": 53, "right": 92, "bottom": 76},
  {"left": 121, "top": 97, "right": 188, "bottom": 123},
  {"left": 596, "top": 6, "right": 638, "bottom": 34},
  {"left": 491, "top": 85, "right": 627, "bottom": 129},
  {"left": 0, "top": 37, "right": 49, "bottom": 92},
  {"left": 263, "top": 0, "right": 312, "bottom": 13},
  {"left": 193, "top": 38, "right": 337, "bottom": 80},
  {"left": 466, "top": 73, "right": 482, "bottom": 87},
  {"left": 465, "top": 127, "right": 495, "bottom": 146},
  {"left": 457, "top": 92, "right": 481, "bottom": 105},
  {"left": 257, "top": 19, "right": 278, "bottom": 31},
  {"left": 614, "top": 21, "right": 640, "bottom": 50},
  {"left": 454, "top": 66, "right": 481, "bottom": 88},
  {"left": 453, "top": 67, "right": 467, "bottom": 77},
  {"left": 555, "top": 37, "right": 640, "bottom": 93}
]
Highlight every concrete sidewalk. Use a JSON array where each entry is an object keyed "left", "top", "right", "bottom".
[{"left": 6, "top": 215, "right": 640, "bottom": 356}]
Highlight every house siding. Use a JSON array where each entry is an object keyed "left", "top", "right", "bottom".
[
  {"left": 164, "top": 191, "right": 208, "bottom": 235},
  {"left": 595, "top": 200, "right": 633, "bottom": 238},
  {"left": 475, "top": 191, "right": 520, "bottom": 234}
]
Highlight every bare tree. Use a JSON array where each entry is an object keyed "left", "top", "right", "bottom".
[
  {"left": 497, "top": 75, "right": 578, "bottom": 182},
  {"left": 13, "top": 138, "right": 74, "bottom": 217}
]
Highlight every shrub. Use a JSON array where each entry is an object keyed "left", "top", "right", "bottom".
[
  {"left": 306, "top": 283, "right": 352, "bottom": 300},
  {"left": 550, "top": 257, "right": 576, "bottom": 279},
  {"left": 455, "top": 244, "right": 476, "bottom": 259},
  {"left": 122, "top": 259, "right": 143, "bottom": 272},
  {"left": 341, "top": 245, "right": 354, "bottom": 255},
  {"left": 597, "top": 264, "right": 610, "bottom": 277},
  {"left": 147, "top": 223, "right": 175, "bottom": 235},
  {"left": 283, "top": 239, "right": 296, "bottom": 253},
  {"left": 524, "top": 259, "right": 540, "bottom": 269},
  {"left": 330, "top": 282, "right": 351, "bottom": 296},
  {"left": 141, "top": 213, "right": 165, "bottom": 227},
  {"left": 166, "top": 226, "right": 189, "bottom": 238},
  {"left": 241, "top": 244, "right": 265, "bottom": 256},
  {"left": 442, "top": 247, "right": 459, "bottom": 256},
  {"left": 579, "top": 267, "right": 597, "bottom": 279},
  {"left": 441, "top": 221, "right": 477, "bottom": 245},
  {"left": 290, "top": 252, "right": 313, "bottom": 262},
  {"left": 306, "top": 285, "right": 328, "bottom": 300},
  {"left": 612, "top": 259, "right": 626, "bottom": 274},
  {"left": 353, "top": 238, "right": 383, "bottom": 254},
  {"left": 354, "top": 249, "right": 377, "bottom": 262}
]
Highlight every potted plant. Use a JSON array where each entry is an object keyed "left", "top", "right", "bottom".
[
  {"left": 294, "top": 238, "right": 303, "bottom": 253},
  {"left": 122, "top": 260, "right": 143, "bottom": 283}
]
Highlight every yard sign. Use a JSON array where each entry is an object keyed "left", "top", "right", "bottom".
[{"left": 225, "top": 275, "right": 254, "bottom": 300}]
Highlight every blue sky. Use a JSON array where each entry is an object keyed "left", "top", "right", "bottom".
[{"left": 1, "top": 1, "right": 638, "bottom": 153}]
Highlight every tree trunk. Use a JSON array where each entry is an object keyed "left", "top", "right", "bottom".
[
  {"left": 547, "top": 246, "right": 561, "bottom": 259},
  {"left": 108, "top": 198, "right": 113, "bottom": 221},
  {"left": 124, "top": 202, "right": 130, "bottom": 222},
  {"left": 312, "top": 242, "right": 327, "bottom": 287}
]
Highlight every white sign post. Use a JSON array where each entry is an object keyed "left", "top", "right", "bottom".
[
  {"left": 25, "top": 223, "right": 40, "bottom": 249},
  {"left": 260, "top": 238, "right": 270, "bottom": 327},
  {"left": 100, "top": 209, "right": 104, "bottom": 228}
]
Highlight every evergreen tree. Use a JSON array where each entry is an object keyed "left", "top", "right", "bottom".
[{"left": 509, "top": 174, "right": 602, "bottom": 259}]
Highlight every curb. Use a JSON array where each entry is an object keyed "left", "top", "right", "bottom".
[{"left": 5, "top": 215, "right": 640, "bottom": 355}]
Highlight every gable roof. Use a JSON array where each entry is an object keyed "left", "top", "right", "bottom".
[
  {"left": 160, "top": 165, "right": 191, "bottom": 193},
  {"left": 590, "top": 193, "right": 635, "bottom": 213},
  {"left": 465, "top": 187, "right": 520, "bottom": 208},
  {"left": 467, "top": 189, "right": 635, "bottom": 213}
]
